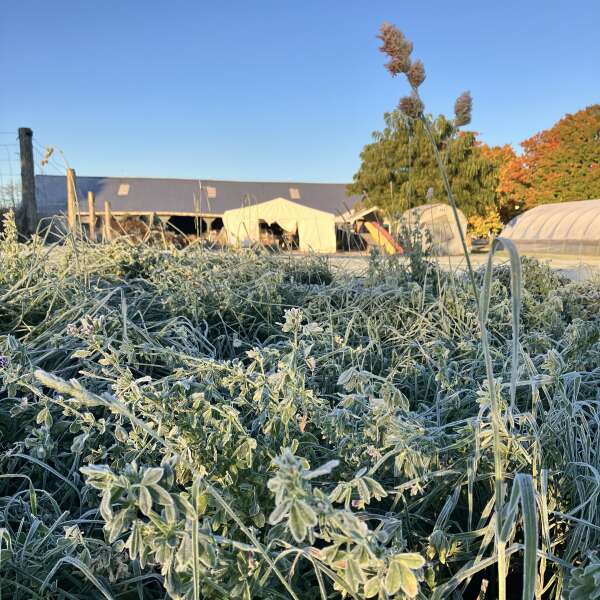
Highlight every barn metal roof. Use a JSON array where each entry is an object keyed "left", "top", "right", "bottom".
[{"left": 35, "top": 175, "right": 359, "bottom": 218}]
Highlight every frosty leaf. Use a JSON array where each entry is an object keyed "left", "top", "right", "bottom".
[
  {"left": 364, "top": 575, "right": 380, "bottom": 598},
  {"left": 305, "top": 460, "right": 340, "bottom": 479},
  {"left": 138, "top": 485, "right": 153, "bottom": 515},
  {"left": 337, "top": 367, "right": 356, "bottom": 387},
  {"left": 141, "top": 467, "right": 164, "bottom": 486},
  {"left": 396, "top": 553, "right": 426, "bottom": 570},
  {"left": 125, "top": 521, "right": 143, "bottom": 560},
  {"left": 151, "top": 484, "right": 174, "bottom": 507},
  {"left": 288, "top": 499, "right": 316, "bottom": 542},
  {"left": 357, "top": 478, "right": 371, "bottom": 503},
  {"left": 347, "top": 558, "right": 366, "bottom": 587},
  {"left": 114, "top": 425, "right": 128, "bottom": 443},
  {"left": 385, "top": 559, "right": 402, "bottom": 595},
  {"left": 365, "top": 477, "right": 387, "bottom": 501},
  {"left": 100, "top": 490, "right": 114, "bottom": 522},
  {"left": 107, "top": 508, "right": 130, "bottom": 543},
  {"left": 268, "top": 499, "right": 291, "bottom": 525},
  {"left": 398, "top": 564, "right": 418, "bottom": 598}
]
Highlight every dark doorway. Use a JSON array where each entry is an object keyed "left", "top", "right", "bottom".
[{"left": 258, "top": 220, "right": 298, "bottom": 250}]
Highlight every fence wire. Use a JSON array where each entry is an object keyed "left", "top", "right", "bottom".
[
  {"left": 0, "top": 132, "right": 21, "bottom": 210},
  {"left": 0, "top": 131, "right": 67, "bottom": 220}
]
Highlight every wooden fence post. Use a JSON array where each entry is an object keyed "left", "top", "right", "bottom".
[
  {"left": 18, "top": 127, "right": 38, "bottom": 235},
  {"left": 103, "top": 200, "right": 112, "bottom": 242},
  {"left": 87, "top": 191, "right": 96, "bottom": 242},
  {"left": 66, "top": 168, "right": 77, "bottom": 233}
]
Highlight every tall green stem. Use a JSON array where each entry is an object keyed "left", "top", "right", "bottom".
[{"left": 413, "top": 90, "right": 507, "bottom": 600}]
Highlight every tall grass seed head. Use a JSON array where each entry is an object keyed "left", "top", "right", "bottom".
[
  {"left": 407, "top": 59, "right": 426, "bottom": 87},
  {"left": 399, "top": 93, "right": 424, "bottom": 119},
  {"left": 454, "top": 91, "right": 472, "bottom": 126},
  {"left": 378, "top": 22, "right": 413, "bottom": 76}
]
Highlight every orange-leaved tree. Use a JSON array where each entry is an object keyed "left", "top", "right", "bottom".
[
  {"left": 479, "top": 143, "right": 519, "bottom": 222},
  {"left": 500, "top": 104, "right": 600, "bottom": 212}
]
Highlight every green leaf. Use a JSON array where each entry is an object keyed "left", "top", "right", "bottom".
[
  {"left": 151, "top": 483, "right": 174, "bottom": 507},
  {"left": 107, "top": 508, "right": 130, "bottom": 543},
  {"left": 138, "top": 485, "right": 153, "bottom": 515},
  {"left": 29, "top": 485, "right": 38, "bottom": 516},
  {"left": 142, "top": 467, "right": 164, "bottom": 486},
  {"left": 516, "top": 474, "right": 538, "bottom": 600},
  {"left": 305, "top": 460, "right": 340, "bottom": 479},
  {"left": 100, "top": 490, "right": 113, "bottom": 521},
  {"left": 114, "top": 425, "right": 128, "bottom": 443},
  {"left": 70, "top": 432, "right": 88, "bottom": 454},
  {"left": 364, "top": 576, "right": 380, "bottom": 598},
  {"left": 288, "top": 500, "right": 315, "bottom": 542},
  {"left": 365, "top": 477, "right": 387, "bottom": 500},
  {"left": 347, "top": 558, "right": 365, "bottom": 589},
  {"left": 125, "top": 521, "right": 143, "bottom": 560},
  {"left": 329, "top": 483, "right": 347, "bottom": 504},
  {"left": 268, "top": 499, "right": 290, "bottom": 525},
  {"left": 398, "top": 564, "right": 419, "bottom": 598},
  {"left": 356, "top": 478, "right": 371, "bottom": 503},
  {"left": 81, "top": 465, "right": 113, "bottom": 490},
  {"left": 294, "top": 499, "right": 317, "bottom": 527},
  {"left": 196, "top": 491, "right": 208, "bottom": 516},
  {"left": 385, "top": 560, "right": 402, "bottom": 596},
  {"left": 396, "top": 553, "right": 426, "bottom": 570}
]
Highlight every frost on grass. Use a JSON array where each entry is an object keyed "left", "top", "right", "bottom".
[{"left": 0, "top": 214, "right": 599, "bottom": 599}]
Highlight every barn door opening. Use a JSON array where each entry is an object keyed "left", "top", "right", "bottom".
[{"left": 258, "top": 220, "right": 298, "bottom": 250}]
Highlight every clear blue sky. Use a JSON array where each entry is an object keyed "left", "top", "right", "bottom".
[{"left": 1, "top": 0, "right": 598, "bottom": 183}]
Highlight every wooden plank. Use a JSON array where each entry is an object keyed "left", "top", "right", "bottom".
[
  {"left": 66, "top": 168, "right": 77, "bottom": 232},
  {"left": 87, "top": 191, "right": 96, "bottom": 242},
  {"left": 103, "top": 200, "right": 112, "bottom": 242}
]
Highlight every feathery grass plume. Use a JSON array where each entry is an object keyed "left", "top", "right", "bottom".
[
  {"left": 407, "top": 59, "right": 426, "bottom": 87},
  {"left": 399, "top": 93, "right": 424, "bottom": 118},
  {"left": 378, "top": 22, "right": 413, "bottom": 75},
  {"left": 454, "top": 91, "right": 473, "bottom": 126},
  {"left": 40, "top": 147, "right": 54, "bottom": 167}
]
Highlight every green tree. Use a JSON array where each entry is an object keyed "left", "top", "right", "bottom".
[{"left": 348, "top": 111, "right": 498, "bottom": 218}]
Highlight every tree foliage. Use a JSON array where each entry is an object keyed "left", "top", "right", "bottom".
[
  {"left": 499, "top": 104, "right": 600, "bottom": 211},
  {"left": 479, "top": 143, "right": 519, "bottom": 221},
  {"left": 348, "top": 111, "right": 498, "bottom": 218}
]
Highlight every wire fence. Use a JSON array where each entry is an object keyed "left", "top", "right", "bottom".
[
  {"left": 0, "top": 131, "right": 22, "bottom": 211},
  {"left": 0, "top": 129, "right": 67, "bottom": 220},
  {"left": 33, "top": 137, "right": 67, "bottom": 218}
]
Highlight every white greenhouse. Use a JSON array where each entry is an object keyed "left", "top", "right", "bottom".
[
  {"left": 402, "top": 203, "right": 468, "bottom": 256},
  {"left": 501, "top": 199, "right": 600, "bottom": 255}
]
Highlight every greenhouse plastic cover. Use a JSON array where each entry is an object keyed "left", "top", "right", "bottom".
[
  {"left": 402, "top": 203, "right": 468, "bottom": 256},
  {"left": 501, "top": 199, "right": 600, "bottom": 255},
  {"left": 222, "top": 197, "right": 337, "bottom": 253}
]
